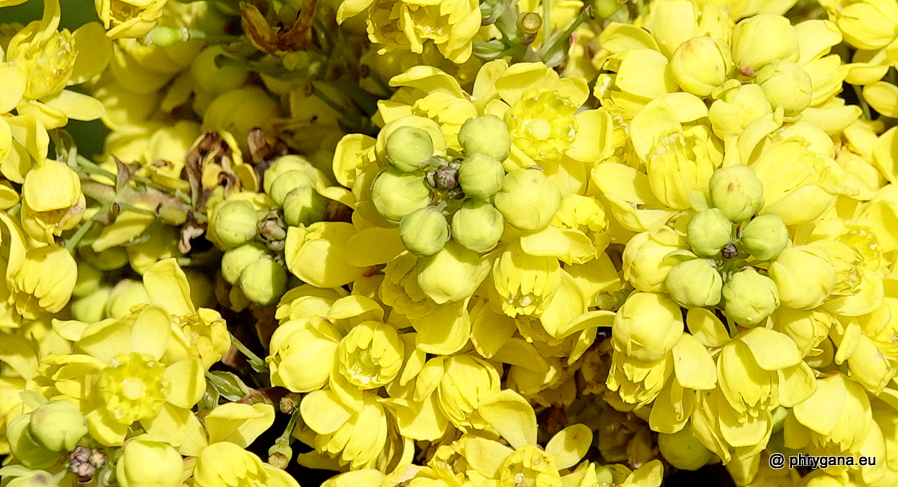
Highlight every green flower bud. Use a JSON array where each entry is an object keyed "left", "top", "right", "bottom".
[
  {"left": 740, "top": 213, "right": 789, "bottom": 261},
  {"left": 282, "top": 185, "right": 327, "bottom": 227},
  {"left": 386, "top": 126, "right": 435, "bottom": 172},
  {"left": 665, "top": 259, "right": 723, "bottom": 308},
  {"left": 658, "top": 424, "right": 712, "bottom": 471},
  {"left": 399, "top": 206, "right": 450, "bottom": 256},
  {"left": 768, "top": 245, "right": 836, "bottom": 309},
  {"left": 457, "top": 153, "right": 505, "bottom": 200},
  {"left": 458, "top": 115, "right": 511, "bottom": 161},
  {"left": 238, "top": 256, "right": 288, "bottom": 305},
  {"left": 28, "top": 400, "right": 87, "bottom": 452},
  {"left": 669, "top": 36, "right": 732, "bottom": 96},
  {"left": 493, "top": 168, "right": 561, "bottom": 232},
  {"left": 371, "top": 168, "right": 432, "bottom": 222},
  {"left": 72, "top": 286, "right": 111, "bottom": 323},
  {"left": 7, "top": 415, "right": 60, "bottom": 469},
  {"left": 709, "top": 165, "right": 764, "bottom": 222},
  {"left": 612, "top": 292, "right": 684, "bottom": 362},
  {"left": 450, "top": 199, "right": 504, "bottom": 253},
  {"left": 222, "top": 243, "right": 270, "bottom": 285},
  {"left": 116, "top": 436, "right": 183, "bottom": 487},
  {"left": 73, "top": 262, "right": 103, "bottom": 298},
  {"left": 267, "top": 170, "right": 315, "bottom": 207},
  {"left": 263, "top": 155, "right": 319, "bottom": 195},
  {"left": 755, "top": 61, "right": 813, "bottom": 117},
  {"left": 722, "top": 267, "right": 779, "bottom": 326},
  {"left": 686, "top": 208, "right": 732, "bottom": 256},
  {"left": 214, "top": 200, "right": 259, "bottom": 248},
  {"left": 417, "top": 242, "right": 488, "bottom": 304}
]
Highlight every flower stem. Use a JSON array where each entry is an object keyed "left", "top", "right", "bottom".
[
  {"left": 230, "top": 332, "right": 269, "bottom": 373},
  {"left": 540, "top": 6, "right": 593, "bottom": 64}
]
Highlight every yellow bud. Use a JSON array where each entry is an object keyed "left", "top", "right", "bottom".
[
  {"left": 769, "top": 245, "right": 836, "bottom": 309},
  {"left": 731, "top": 15, "right": 799, "bottom": 73},
  {"left": 612, "top": 292, "right": 683, "bottom": 362},
  {"left": 416, "top": 241, "right": 489, "bottom": 304},
  {"left": 669, "top": 36, "right": 732, "bottom": 96},
  {"left": 116, "top": 436, "right": 182, "bottom": 487}
]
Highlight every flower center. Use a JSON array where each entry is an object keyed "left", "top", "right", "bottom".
[
  {"left": 505, "top": 89, "right": 579, "bottom": 163},
  {"left": 98, "top": 352, "right": 170, "bottom": 424}
]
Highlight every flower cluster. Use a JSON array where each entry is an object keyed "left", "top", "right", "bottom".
[{"left": 3, "top": 0, "right": 898, "bottom": 487}]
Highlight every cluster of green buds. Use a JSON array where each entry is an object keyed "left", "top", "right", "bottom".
[
  {"left": 666, "top": 164, "right": 791, "bottom": 325},
  {"left": 371, "top": 115, "right": 515, "bottom": 257},
  {"left": 212, "top": 155, "right": 331, "bottom": 306}
]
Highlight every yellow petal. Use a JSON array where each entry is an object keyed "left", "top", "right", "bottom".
[
  {"left": 70, "top": 22, "right": 113, "bottom": 84},
  {"left": 477, "top": 389, "right": 537, "bottom": 448},
  {"left": 546, "top": 424, "right": 592, "bottom": 469},
  {"left": 864, "top": 81, "right": 898, "bottom": 117},
  {"left": 143, "top": 259, "right": 195, "bottom": 316},
  {"left": 130, "top": 305, "right": 171, "bottom": 360},
  {"left": 163, "top": 357, "right": 204, "bottom": 409},
  {"left": 205, "top": 402, "right": 275, "bottom": 447},
  {"left": 0, "top": 64, "right": 26, "bottom": 113},
  {"left": 40, "top": 90, "right": 105, "bottom": 121},
  {"left": 671, "top": 333, "right": 716, "bottom": 390},
  {"left": 738, "top": 327, "right": 801, "bottom": 370},
  {"left": 461, "top": 436, "right": 514, "bottom": 478}
]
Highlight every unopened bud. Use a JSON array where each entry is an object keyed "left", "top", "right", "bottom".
[{"left": 386, "top": 126, "right": 435, "bottom": 172}]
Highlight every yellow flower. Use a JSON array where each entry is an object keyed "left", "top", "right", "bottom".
[
  {"left": 20, "top": 159, "right": 85, "bottom": 242},
  {"left": 96, "top": 0, "right": 168, "bottom": 39},
  {"left": 788, "top": 372, "right": 872, "bottom": 454},
  {"left": 336, "top": 321, "right": 405, "bottom": 390},
  {"left": 194, "top": 441, "right": 299, "bottom": 487},
  {"left": 337, "top": 0, "right": 482, "bottom": 63},
  {"left": 299, "top": 388, "right": 390, "bottom": 469},
  {"left": 491, "top": 240, "right": 562, "bottom": 317},
  {"left": 268, "top": 295, "right": 385, "bottom": 393},
  {"left": 8, "top": 245, "right": 77, "bottom": 320}
]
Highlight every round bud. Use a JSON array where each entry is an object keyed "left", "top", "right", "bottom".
[
  {"left": 267, "top": 170, "right": 315, "bottom": 207},
  {"left": 386, "top": 126, "right": 435, "bottom": 172},
  {"left": 457, "top": 153, "right": 505, "bottom": 200},
  {"left": 416, "top": 242, "right": 486, "bottom": 304},
  {"left": 7, "top": 415, "right": 59, "bottom": 469},
  {"left": 214, "top": 200, "right": 258, "bottom": 248},
  {"left": 450, "top": 199, "right": 504, "bottom": 253},
  {"left": 658, "top": 424, "right": 712, "bottom": 471},
  {"left": 665, "top": 259, "right": 723, "bottom": 308},
  {"left": 686, "top": 208, "right": 732, "bottom": 256},
  {"left": 458, "top": 115, "right": 512, "bottom": 161},
  {"left": 221, "top": 243, "right": 270, "bottom": 285},
  {"left": 709, "top": 165, "right": 764, "bottom": 222},
  {"left": 238, "top": 256, "right": 288, "bottom": 305},
  {"left": 768, "top": 245, "right": 835, "bottom": 310},
  {"left": 116, "top": 436, "right": 183, "bottom": 487},
  {"left": 493, "top": 168, "right": 561, "bottom": 232},
  {"left": 371, "top": 168, "right": 432, "bottom": 222},
  {"left": 755, "top": 61, "right": 812, "bottom": 117},
  {"left": 669, "top": 36, "right": 731, "bottom": 96},
  {"left": 282, "top": 185, "right": 327, "bottom": 227},
  {"left": 722, "top": 267, "right": 779, "bottom": 326},
  {"left": 28, "top": 400, "right": 87, "bottom": 452},
  {"left": 611, "top": 292, "right": 684, "bottom": 362},
  {"left": 740, "top": 213, "right": 789, "bottom": 261},
  {"left": 399, "top": 206, "right": 450, "bottom": 257}
]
